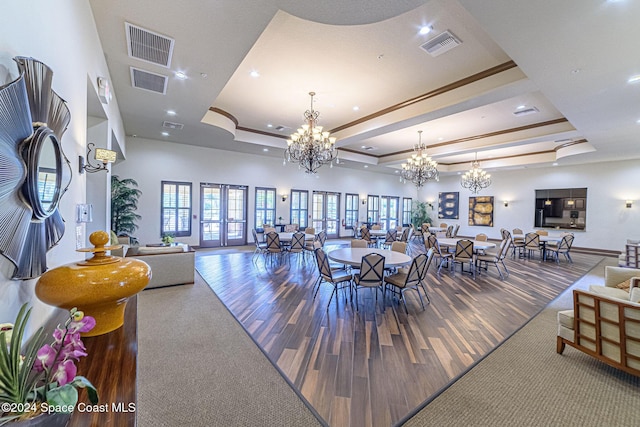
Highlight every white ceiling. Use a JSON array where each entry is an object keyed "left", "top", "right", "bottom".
[{"left": 89, "top": 0, "right": 640, "bottom": 177}]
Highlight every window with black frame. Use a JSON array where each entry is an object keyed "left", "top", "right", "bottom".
[
  {"left": 161, "top": 181, "right": 192, "bottom": 237},
  {"left": 255, "top": 187, "right": 276, "bottom": 228},
  {"left": 367, "top": 195, "right": 379, "bottom": 224},
  {"left": 345, "top": 193, "right": 359, "bottom": 229},
  {"left": 402, "top": 197, "right": 412, "bottom": 226},
  {"left": 290, "top": 189, "right": 308, "bottom": 228}
]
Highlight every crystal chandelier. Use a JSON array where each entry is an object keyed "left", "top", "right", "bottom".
[
  {"left": 461, "top": 152, "right": 491, "bottom": 194},
  {"left": 400, "top": 130, "right": 439, "bottom": 187},
  {"left": 284, "top": 92, "right": 338, "bottom": 174}
]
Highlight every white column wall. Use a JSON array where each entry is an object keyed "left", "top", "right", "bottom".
[
  {"left": 418, "top": 160, "right": 640, "bottom": 251},
  {"left": 112, "top": 138, "right": 418, "bottom": 245}
]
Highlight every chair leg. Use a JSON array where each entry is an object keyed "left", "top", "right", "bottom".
[
  {"left": 556, "top": 336, "right": 566, "bottom": 354},
  {"left": 414, "top": 287, "right": 425, "bottom": 310},
  {"left": 326, "top": 286, "right": 337, "bottom": 311}
]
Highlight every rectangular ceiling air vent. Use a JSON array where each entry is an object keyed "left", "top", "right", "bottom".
[
  {"left": 130, "top": 67, "right": 168, "bottom": 94},
  {"left": 274, "top": 125, "right": 289, "bottom": 132},
  {"left": 420, "top": 30, "right": 462, "bottom": 57},
  {"left": 162, "top": 121, "right": 184, "bottom": 130},
  {"left": 125, "top": 22, "right": 174, "bottom": 68},
  {"left": 513, "top": 107, "right": 539, "bottom": 116}
]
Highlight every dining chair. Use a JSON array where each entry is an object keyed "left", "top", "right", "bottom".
[
  {"left": 384, "top": 252, "right": 429, "bottom": 313},
  {"left": 313, "top": 247, "right": 353, "bottom": 310},
  {"left": 475, "top": 233, "right": 488, "bottom": 241},
  {"left": 380, "top": 229, "right": 397, "bottom": 249},
  {"left": 536, "top": 230, "right": 549, "bottom": 236},
  {"left": 428, "top": 235, "right": 452, "bottom": 274},
  {"left": 452, "top": 224, "right": 460, "bottom": 238},
  {"left": 288, "top": 231, "right": 306, "bottom": 265},
  {"left": 360, "top": 228, "right": 376, "bottom": 247},
  {"left": 411, "top": 224, "right": 423, "bottom": 242},
  {"left": 476, "top": 238, "right": 510, "bottom": 279},
  {"left": 351, "top": 239, "right": 367, "bottom": 248},
  {"left": 305, "top": 227, "right": 315, "bottom": 235},
  {"left": 316, "top": 230, "right": 328, "bottom": 247},
  {"left": 390, "top": 241, "right": 407, "bottom": 254},
  {"left": 251, "top": 228, "right": 268, "bottom": 264},
  {"left": 453, "top": 239, "right": 475, "bottom": 278},
  {"left": 524, "top": 232, "right": 541, "bottom": 259},
  {"left": 353, "top": 253, "right": 385, "bottom": 311},
  {"left": 512, "top": 228, "right": 525, "bottom": 258},
  {"left": 284, "top": 224, "right": 298, "bottom": 232},
  {"left": 546, "top": 234, "right": 575, "bottom": 263},
  {"left": 398, "top": 227, "right": 410, "bottom": 243},
  {"left": 265, "top": 231, "right": 287, "bottom": 266},
  {"left": 446, "top": 225, "right": 454, "bottom": 238},
  {"left": 439, "top": 222, "right": 448, "bottom": 229},
  {"left": 371, "top": 224, "right": 381, "bottom": 230}
]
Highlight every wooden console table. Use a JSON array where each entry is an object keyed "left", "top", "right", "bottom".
[{"left": 68, "top": 296, "right": 137, "bottom": 427}]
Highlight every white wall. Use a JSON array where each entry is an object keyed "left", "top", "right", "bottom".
[
  {"left": 0, "top": 1, "right": 125, "bottom": 330},
  {"left": 418, "top": 160, "right": 640, "bottom": 251},
  {"left": 112, "top": 138, "right": 418, "bottom": 246}
]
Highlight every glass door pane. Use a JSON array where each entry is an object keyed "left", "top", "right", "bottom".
[
  {"left": 226, "top": 186, "right": 247, "bottom": 246},
  {"left": 380, "top": 197, "right": 389, "bottom": 230},
  {"left": 388, "top": 197, "right": 398, "bottom": 230},
  {"left": 200, "top": 184, "right": 222, "bottom": 247},
  {"left": 325, "top": 193, "right": 339, "bottom": 238},
  {"left": 312, "top": 192, "right": 324, "bottom": 232}
]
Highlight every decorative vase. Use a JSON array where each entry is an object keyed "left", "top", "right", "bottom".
[{"left": 35, "top": 230, "right": 151, "bottom": 337}]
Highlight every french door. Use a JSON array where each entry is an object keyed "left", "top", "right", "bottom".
[
  {"left": 379, "top": 196, "right": 399, "bottom": 231},
  {"left": 312, "top": 191, "right": 340, "bottom": 239},
  {"left": 200, "top": 183, "right": 247, "bottom": 247}
]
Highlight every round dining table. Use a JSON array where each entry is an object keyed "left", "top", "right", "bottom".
[
  {"left": 327, "top": 248, "right": 411, "bottom": 267},
  {"left": 437, "top": 237, "right": 496, "bottom": 251},
  {"left": 277, "top": 232, "right": 315, "bottom": 242}
]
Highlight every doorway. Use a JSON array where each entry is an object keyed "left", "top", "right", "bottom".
[
  {"left": 312, "top": 191, "right": 340, "bottom": 238},
  {"left": 200, "top": 183, "right": 247, "bottom": 247}
]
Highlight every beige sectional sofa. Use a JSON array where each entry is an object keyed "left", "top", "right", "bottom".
[
  {"left": 123, "top": 245, "right": 195, "bottom": 289},
  {"left": 557, "top": 266, "right": 640, "bottom": 376}
]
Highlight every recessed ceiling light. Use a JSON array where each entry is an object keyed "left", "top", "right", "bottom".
[
  {"left": 353, "top": 106, "right": 359, "bottom": 111},
  {"left": 552, "top": 162, "right": 558, "bottom": 166},
  {"left": 167, "top": 110, "right": 176, "bottom": 115},
  {"left": 161, "top": 131, "right": 169, "bottom": 136},
  {"left": 636, "top": 119, "right": 640, "bottom": 124},
  {"left": 570, "top": 68, "right": 581, "bottom": 74},
  {"left": 364, "top": 165, "right": 369, "bottom": 168},
  {"left": 628, "top": 75, "right": 640, "bottom": 84},
  {"left": 200, "top": 73, "right": 208, "bottom": 79},
  {"left": 516, "top": 105, "right": 526, "bottom": 110},
  {"left": 175, "top": 71, "right": 187, "bottom": 80},
  {"left": 395, "top": 170, "right": 399, "bottom": 173},
  {"left": 250, "top": 70, "right": 260, "bottom": 78},
  {"left": 267, "top": 124, "right": 273, "bottom": 128},
  {"left": 419, "top": 25, "right": 433, "bottom": 35},
  {"left": 438, "top": 137, "right": 443, "bottom": 141},
  {"left": 263, "top": 148, "right": 269, "bottom": 152},
  {"left": 457, "top": 172, "right": 461, "bottom": 175},
  {"left": 361, "top": 145, "right": 367, "bottom": 149}
]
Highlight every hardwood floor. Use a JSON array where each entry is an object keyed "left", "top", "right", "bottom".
[{"left": 195, "top": 240, "right": 601, "bottom": 427}]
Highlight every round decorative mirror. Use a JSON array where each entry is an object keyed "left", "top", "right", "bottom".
[
  {"left": 22, "top": 126, "right": 63, "bottom": 219},
  {"left": 0, "top": 56, "right": 71, "bottom": 279}
]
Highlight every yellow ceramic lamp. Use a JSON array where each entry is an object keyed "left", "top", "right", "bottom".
[{"left": 36, "top": 231, "right": 151, "bottom": 337}]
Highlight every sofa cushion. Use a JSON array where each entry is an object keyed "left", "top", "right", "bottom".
[
  {"left": 557, "top": 309, "right": 574, "bottom": 330},
  {"left": 588, "top": 284, "right": 630, "bottom": 301},
  {"left": 137, "top": 245, "right": 185, "bottom": 255}
]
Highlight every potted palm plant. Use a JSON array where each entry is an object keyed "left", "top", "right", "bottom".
[{"left": 111, "top": 176, "right": 141, "bottom": 244}]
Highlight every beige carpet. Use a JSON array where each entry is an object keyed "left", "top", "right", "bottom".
[
  {"left": 136, "top": 256, "right": 639, "bottom": 427},
  {"left": 402, "top": 257, "right": 640, "bottom": 427},
  {"left": 136, "top": 276, "right": 323, "bottom": 427}
]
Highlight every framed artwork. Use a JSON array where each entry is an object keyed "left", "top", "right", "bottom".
[
  {"left": 468, "top": 196, "right": 494, "bottom": 227},
  {"left": 438, "top": 192, "right": 459, "bottom": 219}
]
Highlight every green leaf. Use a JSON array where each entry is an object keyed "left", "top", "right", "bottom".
[
  {"left": 47, "top": 384, "right": 78, "bottom": 410},
  {"left": 70, "top": 376, "right": 99, "bottom": 404}
]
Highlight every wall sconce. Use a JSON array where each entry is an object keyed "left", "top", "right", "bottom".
[
  {"left": 281, "top": 193, "right": 288, "bottom": 202},
  {"left": 79, "top": 143, "right": 116, "bottom": 174},
  {"left": 504, "top": 201, "right": 509, "bottom": 207},
  {"left": 361, "top": 198, "right": 366, "bottom": 205},
  {"left": 626, "top": 200, "right": 633, "bottom": 208}
]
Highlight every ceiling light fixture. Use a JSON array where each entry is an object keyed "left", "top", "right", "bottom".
[
  {"left": 174, "top": 71, "right": 187, "bottom": 80},
  {"left": 161, "top": 131, "right": 169, "bottom": 136},
  {"left": 284, "top": 92, "right": 338, "bottom": 174},
  {"left": 628, "top": 75, "right": 640, "bottom": 84},
  {"left": 250, "top": 70, "right": 260, "bottom": 78},
  {"left": 400, "top": 130, "right": 439, "bottom": 188},
  {"left": 460, "top": 152, "right": 491, "bottom": 194},
  {"left": 167, "top": 110, "right": 176, "bottom": 115},
  {"left": 419, "top": 25, "right": 433, "bottom": 35}
]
